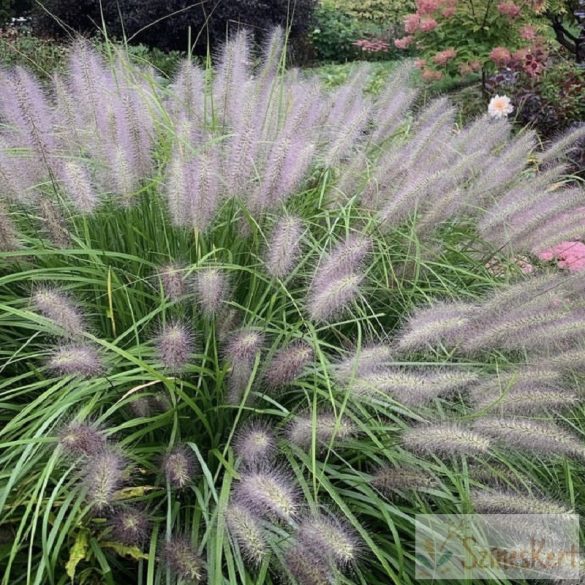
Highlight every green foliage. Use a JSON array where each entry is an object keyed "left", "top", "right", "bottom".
[
  {"left": 310, "top": 5, "right": 363, "bottom": 61},
  {"left": 323, "top": 0, "right": 415, "bottom": 24},
  {"left": 0, "top": 31, "right": 183, "bottom": 78},
  {"left": 0, "top": 0, "right": 13, "bottom": 24}
]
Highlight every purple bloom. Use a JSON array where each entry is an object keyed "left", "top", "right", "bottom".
[
  {"left": 155, "top": 320, "right": 194, "bottom": 373},
  {"left": 47, "top": 344, "right": 104, "bottom": 377},
  {"left": 163, "top": 445, "right": 198, "bottom": 489}
]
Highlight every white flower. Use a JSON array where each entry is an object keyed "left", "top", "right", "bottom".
[{"left": 488, "top": 95, "right": 514, "bottom": 119}]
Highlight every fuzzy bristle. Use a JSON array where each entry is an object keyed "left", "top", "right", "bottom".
[
  {"left": 233, "top": 469, "right": 298, "bottom": 522},
  {"left": 263, "top": 341, "right": 313, "bottom": 390},
  {"left": 109, "top": 506, "right": 150, "bottom": 546},
  {"left": 194, "top": 268, "right": 229, "bottom": 317},
  {"left": 471, "top": 489, "right": 572, "bottom": 515},
  {"left": 159, "top": 263, "right": 187, "bottom": 301},
  {"left": 47, "top": 344, "right": 103, "bottom": 377},
  {"left": 163, "top": 445, "right": 198, "bottom": 489},
  {"left": 32, "top": 287, "right": 85, "bottom": 336},
  {"left": 225, "top": 328, "right": 264, "bottom": 363},
  {"left": 226, "top": 503, "right": 267, "bottom": 566},
  {"left": 162, "top": 536, "right": 205, "bottom": 583},
  {"left": 264, "top": 215, "right": 304, "bottom": 278},
  {"left": 297, "top": 514, "right": 359, "bottom": 567},
  {"left": 287, "top": 412, "right": 356, "bottom": 450},
  {"left": 59, "top": 422, "right": 106, "bottom": 457},
  {"left": 82, "top": 449, "right": 125, "bottom": 510},
  {"left": 371, "top": 465, "right": 437, "bottom": 495},
  {"left": 234, "top": 422, "right": 276, "bottom": 468},
  {"left": 155, "top": 320, "right": 194, "bottom": 373},
  {"left": 284, "top": 543, "right": 333, "bottom": 585},
  {"left": 402, "top": 423, "right": 491, "bottom": 456},
  {"left": 472, "top": 418, "right": 585, "bottom": 459}
]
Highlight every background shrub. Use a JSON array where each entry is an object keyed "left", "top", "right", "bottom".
[{"left": 31, "top": 0, "right": 317, "bottom": 53}]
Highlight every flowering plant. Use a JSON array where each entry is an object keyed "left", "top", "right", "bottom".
[{"left": 395, "top": 0, "right": 549, "bottom": 81}]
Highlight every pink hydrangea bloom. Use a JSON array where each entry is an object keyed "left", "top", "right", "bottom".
[
  {"left": 490, "top": 46, "right": 512, "bottom": 66},
  {"left": 536, "top": 241, "right": 585, "bottom": 272},
  {"left": 497, "top": 1, "right": 521, "bottom": 18},
  {"left": 420, "top": 17, "right": 438, "bottom": 32},
  {"left": 404, "top": 13, "right": 421, "bottom": 33},
  {"left": 432, "top": 48, "right": 457, "bottom": 65},
  {"left": 394, "top": 36, "right": 414, "bottom": 49}
]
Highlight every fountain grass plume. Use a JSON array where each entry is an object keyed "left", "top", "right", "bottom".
[
  {"left": 371, "top": 465, "right": 437, "bottom": 495},
  {"left": 226, "top": 503, "right": 267, "bottom": 566},
  {"left": 194, "top": 267, "right": 230, "bottom": 317},
  {"left": 232, "top": 468, "right": 299, "bottom": 522},
  {"left": 297, "top": 513, "right": 359, "bottom": 567},
  {"left": 471, "top": 488, "right": 572, "bottom": 514},
  {"left": 402, "top": 423, "right": 491, "bottom": 456},
  {"left": 155, "top": 320, "right": 194, "bottom": 373},
  {"left": 159, "top": 262, "right": 187, "bottom": 301},
  {"left": 472, "top": 418, "right": 585, "bottom": 459},
  {"left": 163, "top": 445, "right": 199, "bottom": 489},
  {"left": 109, "top": 506, "right": 150, "bottom": 546},
  {"left": 263, "top": 340, "right": 313, "bottom": 390},
  {"left": 47, "top": 344, "right": 104, "bottom": 377},
  {"left": 162, "top": 535, "right": 205, "bottom": 583},
  {"left": 58, "top": 422, "right": 106, "bottom": 458},
  {"left": 287, "top": 411, "right": 357, "bottom": 450},
  {"left": 32, "top": 286, "right": 86, "bottom": 337},
  {"left": 82, "top": 449, "right": 126, "bottom": 511},
  {"left": 332, "top": 343, "right": 393, "bottom": 384},
  {"left": 234, "top": 421, "right": 276, "bottom": 468},
  {"left": 284, "top": 542, "right": 333, "bottom": 585},
  {"left": 264, "top": 215, "right": 304, "bottom": 279}
]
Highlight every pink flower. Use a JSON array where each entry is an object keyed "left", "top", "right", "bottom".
[
  {"left": 442, "top": 5, "right": 457, "bottom": 17},
  {"left": 497, "top": 1, "right": 521, "bottom": 18},
  {"left": 416, "top": 0, "right": 440, "bottom": 15},
  {"left": 470, "top": 60, "right": 482, "bottom": 72},
  {"left": 537, "top": 242, "right": 585, "bottom": 272},
  {"left": 520, "top": 25, "right": 537, "bottom": 40},
  {"left": 422, "top": 68, "right": 443, "bottom": 81},
  {"left": 394, "top": 36, "right": 414, "bottom": 49},
  {"left": 414, "top": 58, "right": 427, "bottom": 69},
  {"left": 432, "top": 48, "right": 457, "bottom": 66},
  {"left": 489, "top": 46, "right": 512, "bottom": 66},
  {"left": 404, "top": 13, "right": 421, "bottom": 33},
  {"left": 420, "top": 17, "right": 438, "bottom": 32},
  {"left": 459, "top": 62, "right": 473, "bottom": 75}
]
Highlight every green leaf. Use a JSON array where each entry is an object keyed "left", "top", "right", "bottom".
[
  {"left": 65, "top": 529, "right": 90, "bottom": 580},
  {"left": 101, "top": 541, "right": 149, "bottom": 561}
]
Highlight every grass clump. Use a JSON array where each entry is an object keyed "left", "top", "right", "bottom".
[{"left": 1, "top": 27, "right": 585, "bottom": 585}]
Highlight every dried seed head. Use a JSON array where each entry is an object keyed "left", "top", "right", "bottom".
[
  {"left": 32, "top": 287, "right": 86, "bottom": 336},
  {"left": 284, "top": 543, "right": 333, "bottom": 585},
  {"left": 162, "top": 536, "right": 205, "bottom": 583},
  {"left": 371, "top": 465, "right": 437, "bottom": 496},
  {"left": 287, "top": 412, "right": 356, "bottom": 450},
  {"left": 472, "top": 418, "right": 585, "bottom": 459},
  {"left": 195, "top": 268, "right": 229, "bottom": 317},
  {"left": 233, "top": 469, "right": 298, "bottom": 522},
  {"left": 402, "top": 423, "right": 491, "bottom": 456},
  {"left": 263, "top": 341, "right": 313, "bottom": 390},
  {"left": 307, "top": 273, "right": 363, "bottom": 323},
  {"left": 264, "top": 215, "right": 304, "bottom": 278},
  {"left": 163, "top": 445, "right": 198, "bottom": 489},
  {"left": 226, "top": 503, "right": 267, "bottom": 566},
  {"left": 155, "top": 320, "right": 194, "bottom": 373},
  {"left": 47, "top": 344, "right": 104, "bottom": 377},
  {"left": 297, "top": 514, "right": 359, "bottom": 567},
  {"left": 332, "top": 343, "right": 393, "bottom": 384},
  {"left": 109, "top": 507, "right": 150, "bottom": 546},
  {"left": 59, "top": 422, "right": 106, "bottom": 457},
  {"left": 225, "top": 328, "right": 264, "bottom": 363},
  {"left": 471, "top": 489, "right": 572, "bottom": 515},
  {"left": 159, "top": 262, "right": 187, "bottom": 301},
  {"left": 234, "top": 421, "right": 276, "bottom": 468},
  {"left": 82, "top": 449, "right": 125, "bottom": 511}
]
